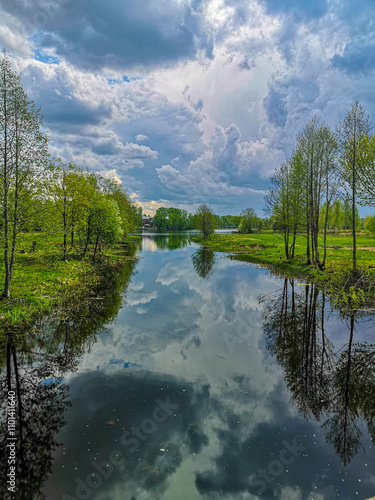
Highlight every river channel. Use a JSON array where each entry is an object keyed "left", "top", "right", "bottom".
[{"left": 2, "top": 232, "right": 375, "bottom": 500}]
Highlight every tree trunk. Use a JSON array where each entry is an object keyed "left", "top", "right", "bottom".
[
  {"left": 92, "top": 233, "right": 100, "bottom": 261},
  {"left": 2, "top": 78, "right": 10, "bottom": 299},
  {"left": 63, "top": 194, "right": 67, "bottom": 260},
  {"left": 284, "top": 227, "right": 289, "bottom": 259},
  {"left": 2, "top": 186, "right": 10, "bottom": 298},
  {"left": 82, "top": 215, "right": 92, "bottom": 258},
  {"left": 322, "top": 199, "right": 330, "bottom": 269},
  {"left": 306, "top": 193, "right": 311, "bottom": 265},
  {"left": 352, "top": 171, "right": 356, "bottom": 273},
  {"left": 9, "top": 130, "right": 19, "bottom": 282}
]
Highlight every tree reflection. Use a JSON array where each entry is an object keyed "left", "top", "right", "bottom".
[
  {"left": 154, "top": 234, "right": 190, "bottom": 250},
  {"left": 191, "top": 247, "right": 216, "bottom": 279},
  {"left": 0, "top": 257, "right": 137, "bottom": 499},
  {"left": 260, "top": 279, "right": 375, "bottom": 465},
  {"left": 0, "top": 334, "right": 69, "bottom": 500}
]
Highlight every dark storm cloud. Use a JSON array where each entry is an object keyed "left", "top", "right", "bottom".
[
  {"left": 2, "top": 0, "right": 213, "bottom": 70},
  {"left": 261, "top": 0, "right": 328, "bottom": 21},
  {"left": 332, "top": 41, "right": 375, "bottom": 75},
  {"left": 20, "top": 64, "right": 113, "bottom": 127},
  {"left": 263, "top": 88, "right": 288, "bottom": 128}
]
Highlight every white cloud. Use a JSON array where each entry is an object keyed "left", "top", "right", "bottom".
[{"left": 135, "top": 134, "right": 148, "bottom": 142}]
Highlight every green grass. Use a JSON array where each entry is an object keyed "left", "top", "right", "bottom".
[
  {"left": 0, "top": 232, "right": 140, "bottom": 329},
  {"left": 192, "top": 231, "right": 375, "bottom": 305}
]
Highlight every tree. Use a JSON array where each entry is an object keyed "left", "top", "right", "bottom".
[
  {"left": 365, "top": 214, "right": 375, "bottom": 235},
  {"left": 195, "top": 204, "right": 215, "bottom": 239},
  {"left": 296, "top": 118, "right": 338, "bottom": 269},
  {"left": 90, "top": 196, "right": 123, "bottom": 260},
  {"left": 357, "top": 132, "right": 375, "bottom": 207},
  {"left": 238, "top": 208, "right": 257, "bottom": 233},
  {"left": 0, "top": 51, "right": 48, "bottom": 298},
  {"left": 101, "top": 177, "right": 136, "bottom": 235},
  {"left": 318, "top": 124, "right": 339, "bottom": 268},
  {"left": 264, "top": 158, "right": 304, "bottom": 259},
  {"left": 230, "top": 215, "right": 242, "bottom": 229},
  {"left": 153, "top": 207, "right": 169, "bottom": 231},
  {"left": 46, "top": 161, "right": 92, "bottom": 259},
  {"left": 328, "top": 199, "right": 345, "bottom": 232},
  {"left": 336, "top": 101, "right": 371, "bottom": 272}
]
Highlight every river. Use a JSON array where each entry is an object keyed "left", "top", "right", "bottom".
[{"left": 1, "top": 232, "right": 375, "bottom": 500}]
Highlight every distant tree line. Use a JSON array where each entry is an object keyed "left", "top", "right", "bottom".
[
  {"left": 265, "top": 102, "right": 375, "bottom": 271},
  {"left": 152, "top": 206, "right": 244, "bottom": 232}
]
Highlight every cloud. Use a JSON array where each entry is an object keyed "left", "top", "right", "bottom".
[
  {"left": 2, "top": 0, "right": 213, "bottom": 71},
  {"left": 261, "top": 0, "right": 328, "bottom": 21},
  {"left": 156, "top": 123, "right": 273, "bottom": 211},
  {"left": 332, "top": 39, "right": 375, "bottom": 75},
  {"left": 126, "top": 290, "right": 158, "bottom": 307},
  {"left": 3, "top": 0, "right": 375, "bottom": 215},
  {"left": 97, "top": 169, "right": 122, "bottom": 184},
  {"left": 135, "top": 134, "right": 149, "bottom": 142},
  {"left": 136, "top": 200, "right": 170, "bottom": 216},
  {"left": 0, "top": 9, "right": 32, "bottom": 56}
]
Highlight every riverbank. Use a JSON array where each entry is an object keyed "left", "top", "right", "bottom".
[
  {"left": 0, "top": 234, "right": 140, "bottom": 330},
  {"left": 192, "top": 232, "right": 375, "bottom": 308}
]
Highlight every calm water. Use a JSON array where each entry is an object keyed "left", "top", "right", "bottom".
[{"left": 1, "top": 233, "right": 375, "bottom": 500}]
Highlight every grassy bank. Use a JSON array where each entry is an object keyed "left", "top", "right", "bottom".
[
  {"left": 0, "top": 233, "right": 140, "bottom": 329},
  {"left": 192, "top": 232, "right": 375, "bottom": 305}
]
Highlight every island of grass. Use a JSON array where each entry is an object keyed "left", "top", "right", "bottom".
[{"left": 192, "top": 231, "right": 375, "bottom": 309}]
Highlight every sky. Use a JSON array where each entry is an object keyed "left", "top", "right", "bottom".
[{"left": 1, "top": 0, "right": 375, "bottom": 216}]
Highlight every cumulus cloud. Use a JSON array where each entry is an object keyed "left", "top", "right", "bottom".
[
  {"left": 96, "top": 169, "right": 122, "bottom": 184},
  {"left": 135, "top": 134, "right": 149, "bottom": 142},
  {"left": 2, "top": 0, "right": 375, "bottom": 214},
  {"left": 0, "top": 9, "right": 32, "bottom": 56},
  {"left": 156, "top": 123, "right": 272, "bottom": 211}
]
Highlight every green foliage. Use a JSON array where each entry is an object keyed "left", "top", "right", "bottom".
[
  {"left": 0, "top": 51, "right": 48, "bottom": 298},
  {"left": 90, "top": 197, "right": 124, "bottom": 259},
  {"left": 365, "top": 214, "right": 375, "bottom": 235},
  {"left": 334, "top": 286, "right": 365, "bottom": 312},
  {"left": 153, "top": 207, "right": 189, "bottom": 231},
  {"left": 195, "top": 204, "right": 216, "bottom": 239},
  {"left": 238, "top": 208, "right": 262, "bottom": 233}
]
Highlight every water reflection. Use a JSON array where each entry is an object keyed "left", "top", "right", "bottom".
[
  {"left": 2, "top": 234, "right": 375, "bottom": 499},
  {"left": 0, "top": 334, "right": 69, "bottom": 500},
  {"left": 0, "top": 257, "right": 137, "bottom": 499},
  {"left": 191, "top": 248, "right": 216, "bottom": 279},
  {"left": 260, "top": 279, "right": 375, "bottom": 465},
  {"left": 137, "top": 232, "right": 193, "bottom": 252}
]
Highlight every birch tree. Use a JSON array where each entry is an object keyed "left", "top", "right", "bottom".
[
  {"left": 336, "top": 102, "right": 371, "bottom": 273},
  {"left": 0, "top": 51, "right": 48, "bottom": 298}
]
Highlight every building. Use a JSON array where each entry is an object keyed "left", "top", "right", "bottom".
[{"left": 142, "top": 217, "right": 154, "bottom": 229}]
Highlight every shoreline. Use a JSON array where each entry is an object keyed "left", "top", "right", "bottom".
[
  {"left": 0, "top": 236, "right": 140, "bottom": 333},
  {"left": 192, "top": 232, "right": 375, "bottom": 311}
]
